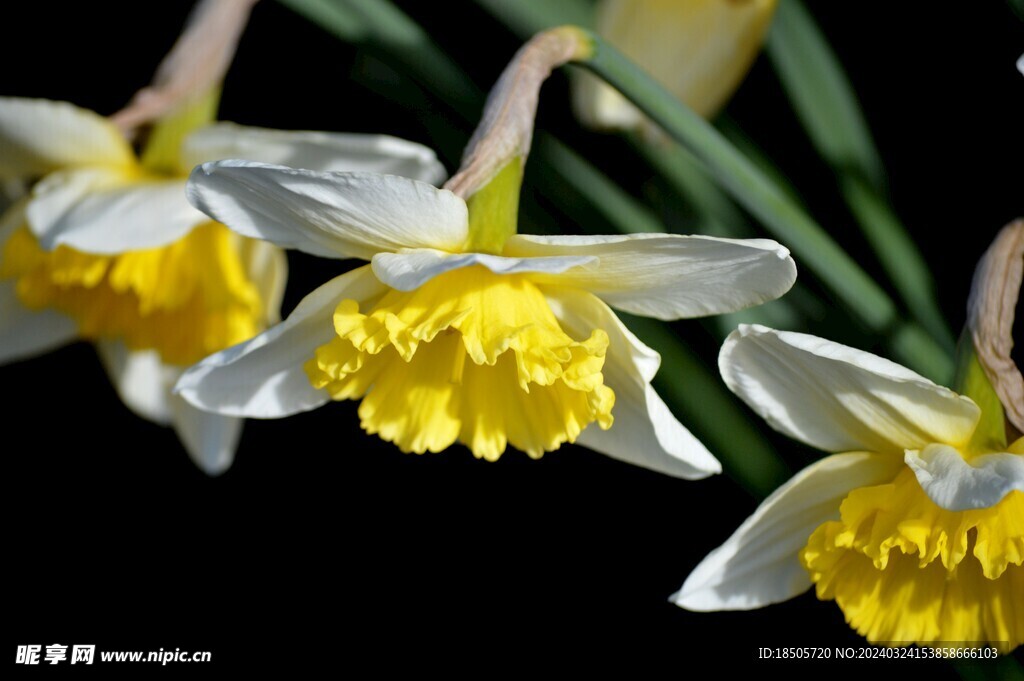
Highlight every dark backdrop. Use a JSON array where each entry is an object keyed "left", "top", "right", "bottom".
[{"left": 3, "top": 2, "right": 1022, "bottom": 675}]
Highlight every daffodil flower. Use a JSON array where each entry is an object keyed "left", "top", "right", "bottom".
[
  {"left": 173, "top": 157, "right": 797, "bottom": 477},
  {"left": 675, "top": 324, "right": 1023, "bottom": 651},
  {"left": 574, "top": 0, "right": 778, "bottom": 131},
  {"left": 174, "top": 25, "right": 796, "bottom": 478},
  {"left": 0, "top": 96, "right": 446, "bottom": 473}
]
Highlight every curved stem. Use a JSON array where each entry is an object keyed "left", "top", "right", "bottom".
[{"left": 574, "top": 30, "right": 953, "bottom": 382}]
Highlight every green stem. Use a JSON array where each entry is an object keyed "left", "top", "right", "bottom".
[
  {"left": 765, "top": 0, "right": 884, "bottom": 190},
  {"left": 632, "top": 135, "right": 747, "bottom": 239},
  {"left": 575, "top": 31, "right": 953, "bottom": 382},
  {"left": 766, "top": 0, "right": 953, "bottom": 351},
  {"left": 840, "top": 174, "right": 955, "bottom": 349},
  {"left": 536, "top": 136, "right": 663, "bottom": 235}
]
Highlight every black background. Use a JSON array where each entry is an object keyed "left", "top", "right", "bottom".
[{"left": 3, "top": 1, "right": 1022, "bottom": 675}]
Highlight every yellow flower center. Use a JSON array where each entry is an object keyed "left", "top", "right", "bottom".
[
  {"left": 0, "top": 223, "right": 266, "bottom": 366},
  {"left": 801, "top": 465, "right": 1023, "bottom": 651},
  {"left": 305, "top": 265, "right": 615, "bottom": 461}
]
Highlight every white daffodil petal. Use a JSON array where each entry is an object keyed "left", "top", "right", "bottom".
[
  {"left": 720, "top": 325, "right": 981, "bottom": 456},
  {"left": 673, "top": 452, "right": 902, "bottom": 611},
  {"left": 0, "top": 97, "right": 134, "bottom": 179},
  {"left": 95, "top": 341, "right": 175, "bottom": 425},
  {"left": 581, "top": 382, "right": 723, "bottom": 479},
  {"left": 504, "top": 233, "right": 796, "bottom": 320},
  {"left": 186, "top": 161, "right": 468, "bottom": 261},
  {"left": 545, "top": 286, "right": 721, "bottom": 479},
  {"left": 905, "top": 444, "right": 1024, "bottom": 512},
  {"left": 238, "top": 236, "right": 288, "bottom": 325},
  {"left": 182, "top": 123, "right": 447, "bottom": 185},
  {"left": 371, "top": 248, "right": 596, "bottom": 291},
  {"left": 175, "top": 264, "right": 386, "bottom": 418},
  {"left": 0, "top": 198, "right": 83, "bottom": 362},
  {"left": 26, "top": 167, "right": 123, "bottom": 241},
  {"left": 170, "top": 394, "right": 244, "bottom": 476},
  {"left": 0, "top": 281, "right": 78, "bottom": 363},
  {"left": 28, "top": 171, "right": 208, "bottom": 253}
]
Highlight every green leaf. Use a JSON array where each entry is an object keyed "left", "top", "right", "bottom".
[
  {"left": 536, "top": 136, "right": 662, "bottom": 235},
  {"left": 632, "top": 136, "right": 747, "bottom": 239},
  {"left": 765, "top": 0, "right": 883, "bottom": 189},
  {"left": 275, "top": 0, "right": 369, "bottom": 41},
  {"left": 473, "top": 0, "right": 595, "bottom": 34},
  {"left": 1009, "top": 0, "right": 1024, "bottom": 22},
  {"left": 717, "top": 118, "right": 807, "bottom": 211},
  {"left": 579, "top": 34, "right": 889, "bottom": 325},
  {"left": 629, "top": 130, "right": 817, "bottom": 336},
  {"left": 576, "top": 31, "right": 954, "bottom": 382},
  {"left": 840, "top": 173, "right": 954, "bottom": 349},
  {"left": 767, "top": 1, "right": 953, "bottom": 351}
]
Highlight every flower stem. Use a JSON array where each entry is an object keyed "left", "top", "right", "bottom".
[
  {"left": 574, "top": 31, "right": 953, "bottom": 382},
  {"left": 766, "top": 0, "right": 954, "bottom": 351}
]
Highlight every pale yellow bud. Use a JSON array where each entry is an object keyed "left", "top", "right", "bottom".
[{"left": 575, "top": 0, "right": 778, "bottom": 132}]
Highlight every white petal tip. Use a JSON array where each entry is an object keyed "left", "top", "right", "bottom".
[
  {"left": 667, "top": 584, "right": 757, "bottom": 612},
  {"left": 675, "top": 456, "right": 723, "bottom": 480},
  {"left": 668, "top": 586, "right": 701, "bottom": 609},
  {"left": 669, "top": 575, "right": 811, "bottom": 612},
  {"left": 195, "top": 460, "right": 231, "bottom": 477},
  {"left": 668, "top": 591, "right": 713, "bottom": 612}
]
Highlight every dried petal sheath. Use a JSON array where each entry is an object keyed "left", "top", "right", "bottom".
[
  {"left": 968, "top": 220, "right": 1023, "bottom": 435},
  {"left": 110, "top": 0, "right": 260, "bottom": 134},
  {"left": 445, "top": 27, "right": 591, "bottom": 199}
]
